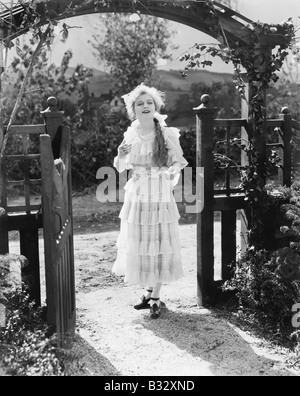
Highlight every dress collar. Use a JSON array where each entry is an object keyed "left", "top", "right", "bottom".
[{"left": 131, "top": 113, "right": 168, "bottom": 129}]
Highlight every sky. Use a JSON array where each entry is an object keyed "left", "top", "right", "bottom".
[{"left": 12, "top": 0, "right": 300, "bottom": 74}]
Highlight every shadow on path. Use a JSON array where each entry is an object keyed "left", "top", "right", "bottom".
[
  {"left": 139, "top": 306, "right": 295, "bottom": 377},
  {"left": 62, "top": 333, "right": 121, "bottom": 376}
]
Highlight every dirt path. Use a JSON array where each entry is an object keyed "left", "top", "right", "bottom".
[
  {"left": 63, "top": 224, "right": 298, "bottom": 377},
  {"left": 7, "top": 214, "right": 299, "bottom": 377}
]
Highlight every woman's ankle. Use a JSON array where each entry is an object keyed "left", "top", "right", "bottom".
[
  {"left": 150, "top": 297, "right": 160, "bottom": 307},
  {"left": 144, "top": 288, "right": 153, "bottom": 299}
]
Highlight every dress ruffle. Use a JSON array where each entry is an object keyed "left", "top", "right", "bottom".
[
  {"left": 113, "top": 219, "right": 184, "bottom": 284},
  {"left": 163, "top": 127, "right": 189, "bottom": 169},
  {"left": 112, "top": 119, "right": 188, "bottom": 285},
  {"left": 113, "top": 123, "right": 188, "bottom": 174},
  {"left": 119, "top": 198, "right": 180, "bottom": 225}
]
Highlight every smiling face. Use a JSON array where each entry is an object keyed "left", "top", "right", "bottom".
[{"left": 133, "top": 93, "right": 156, "bottom": 121}]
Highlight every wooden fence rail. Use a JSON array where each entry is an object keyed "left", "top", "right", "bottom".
[
  {"left": 0, "top": 123, "right": 45, "bottom": 304},
  {"left": 194, "top": 94, "right": 300, "bottom": 306},
  {"left": 0, "top": 97, "right": 76, "bottom": 348}
]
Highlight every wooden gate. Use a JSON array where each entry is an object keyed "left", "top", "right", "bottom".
[
  {"left": 40, "top": 124, "right": 75, "bottom": 349},
  {"left": 0, "top": 98, "right": 76, "bottom": 348},
  {"left": 195, "top": 94, "right": 300, "bottom": 307},
  {"left": 0, "top": 123, "right": 45, "bottom": 304}
]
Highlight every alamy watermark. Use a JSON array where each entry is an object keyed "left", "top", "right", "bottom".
[
  {"left": 0, "top": 303, "right": 5, "bottom": 328},
  {"left": 292, "top": 303, "right": 300, "bottom": 329},
  {"left": 96, "top": 166, "right": 204, "bottom": 214}
]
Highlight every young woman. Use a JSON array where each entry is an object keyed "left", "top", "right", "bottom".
[{"left": 113, "top": 84, "right": 188, "bottom": 319}]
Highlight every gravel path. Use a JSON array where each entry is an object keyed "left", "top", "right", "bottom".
[
  {"left": 7, "top": 222, "right": 299, "bottom": 376},
  {"left": 67, "top": 224, "right": 298, "bottom": 377}
]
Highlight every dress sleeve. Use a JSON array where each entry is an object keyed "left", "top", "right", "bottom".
[
  {"left": 113, "top": 127, "right": 134, "bottom": 173},
  {"left": 164, "top": 127, "right": 188, "bottom": 169}
]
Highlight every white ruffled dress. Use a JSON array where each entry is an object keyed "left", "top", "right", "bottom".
[{"left": 112, "top": 118, "right": 188, "bottom": 285}]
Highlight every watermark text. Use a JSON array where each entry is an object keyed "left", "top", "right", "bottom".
[
  {"left": 292, "top": 303, "right": 300, "bottom": 328},
  {"left": 96, "top": 166, "right": 204, "bottom": 214}
]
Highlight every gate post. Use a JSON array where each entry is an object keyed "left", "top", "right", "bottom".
[
  {"left": 193, "top": 94, "right": 216, "bottom": 307},
  {"left": 41, "top": 97, "right": 64, "bottom": 158},
  {"left": 0, "top": 207, "right": 8, "bottom": 254},
  {"left": 239, "top": 75, "right": 250, "bottom": 253},
  {"left": 279, "top": 106, "right": 292, "bottom": 187},
  {"left": 20, "top": 224, "right": 41, "bottom": 305},
  {"left": 41, "top": 96, "right": 64, "bottom": 330}
]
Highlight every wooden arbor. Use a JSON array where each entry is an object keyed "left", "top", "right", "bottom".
[
  {"left": 0, "top": 0, "right": 295, "bottom": 320},
  {"left": 0, "top": 1, "right": 287, "bottom": 47}
]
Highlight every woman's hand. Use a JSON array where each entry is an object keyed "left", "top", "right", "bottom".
[
  {"left": 118, "top": 143, "right": 132, "bottom": 158},
  {"left": 164, "top": 164, "right": 181, "bottom": 180}
]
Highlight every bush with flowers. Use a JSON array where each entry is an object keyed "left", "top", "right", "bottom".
[{"left": 223, "top": 182, "right": 300, "bottom": 369}]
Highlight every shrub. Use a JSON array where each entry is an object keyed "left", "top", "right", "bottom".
[
  {"left": 224, "top": 182, "right": 300, "bottom": 342},
  {"left": 0, "top": 254, "right": 28, "bottom": 302},
  {"left": 179, "top": 127, "right": 196, "bottom": 170},
  {"left": 243, "top": 181, "right": 300, "bottom": 251},
  {"left": 71, "top": 105, "right": 130, "bottom": 191},
  {"left": 278, "top": 181, "right": 300, "bottom": 244},
  {"left": 224, "top": 246, "right": 300, "bottom": 340},
  {"left": 0, "top": 285, "right": 64, "bottom": 376}
]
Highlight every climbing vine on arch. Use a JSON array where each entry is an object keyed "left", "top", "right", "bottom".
[{"left": 178, "top": 4, "right": 299, "bottom": 217}]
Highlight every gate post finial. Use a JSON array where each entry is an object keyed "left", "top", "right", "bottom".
[
  {"left": 281, "top": 106, "right": 290, "bottom": 115},
  {"left": 43, "top": 96, "right": 59, "bottom": 112},
  {"left": 193, "top": 94, "right": 210, "bottom": 111},
  {"left": 41, "top": 96, "right": 64, "bottom": 141}
]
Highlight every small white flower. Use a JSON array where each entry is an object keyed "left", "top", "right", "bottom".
[{"left": 129, "top": 13, "right": 141, "bottom": 22}]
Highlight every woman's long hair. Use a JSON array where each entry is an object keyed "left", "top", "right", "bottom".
[{"left": 152, "top": 118, "right": 168, "bottom": 167}]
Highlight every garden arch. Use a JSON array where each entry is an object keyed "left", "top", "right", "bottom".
[
  {"left": 0, "top": 0, "right": 294, "bottom": 347},
  {"left": 0, "top": 1, "right": 255, "bottom": 44},
  {"left": 0, "top": 0, "right": 287, "bottom": 47}
]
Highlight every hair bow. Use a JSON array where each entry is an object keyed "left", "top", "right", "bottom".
[{"left": 154, "top": 112, "right": 168, "bottom": 126}]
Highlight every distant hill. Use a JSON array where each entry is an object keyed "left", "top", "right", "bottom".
[
  {"left": 155, "top": 68, "right": 234, "bottom": 91},
  {"left": 87, "top": 68, "right": 234, "bottom": 108},
  {"left": 86, "top": 68, "right": 112, "bottom": 96}
]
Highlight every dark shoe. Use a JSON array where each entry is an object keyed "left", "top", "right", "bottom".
[
  {"left": 150, "top": 298, "right": 161, "bottom": 319},
  {"left": 134, "top": 295, "right": 150, "bottom": 310}
]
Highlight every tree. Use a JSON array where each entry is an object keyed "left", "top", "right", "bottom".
[
  {"left": 168, "top": 80, "right": 240, "bottom": 124},
  {"left": 3, "top": 44, "right": 93, "bottom": 134},
  {"left": 3, "top": 43, "right": 93, "bottom": 127},
  {"left": 267, "top": 59, "right": 300, "bottom": 120},
  {"left": 90, "top": 13, "right": 175, "bottom": 95},
  {"left": 0, "top": 0, "right": 93, "bottom": 198},
  {"left": 2, "top": 41, "right": 93, "bottom": 186}
]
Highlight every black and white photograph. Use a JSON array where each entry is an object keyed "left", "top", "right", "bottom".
[{"left": 0, "top": 0, "right": 299, "bottom": 378}]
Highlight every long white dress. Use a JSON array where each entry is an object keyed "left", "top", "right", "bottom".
[{"left": 112, "top": 118, "right": 188, "bottom": 285}]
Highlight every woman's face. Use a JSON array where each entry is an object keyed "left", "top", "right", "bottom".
[{"left": 134, "top": 93, "right": 156, "bottom": 121}]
